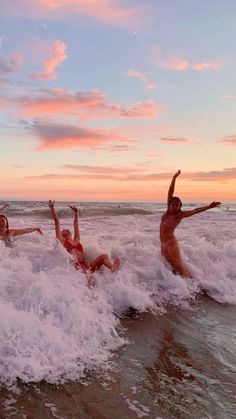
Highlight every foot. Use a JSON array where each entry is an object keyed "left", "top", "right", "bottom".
[
  {"left": 111, "top": 256, "right": 120, "bottom": 273},
  {"left": 86, "top": 271, "right": 95, "bottom": 288}
]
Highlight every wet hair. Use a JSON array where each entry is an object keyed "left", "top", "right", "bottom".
[
  {"left": 61, "top": 228, "right": 71, "bottom": 238},
  {"left": 0, "top": 214, "right": 9, "bottom": 232},
  {"left": 168, "top": 196, "right": 182, "bottom": 208}
]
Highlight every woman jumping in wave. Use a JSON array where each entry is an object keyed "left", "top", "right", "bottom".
[
  {"left": 0, "top": 214, "right": 42, "bottom": 245},
  {"left": 160, "top": 170, "right": 221, "bottom": 278},
  {"left": 48, "top": 200, "right": 120, "bottom": 287}
]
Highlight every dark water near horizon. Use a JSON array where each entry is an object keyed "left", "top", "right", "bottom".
[{"left": 0, "top": 201, "right": 236, "bottom": 418}]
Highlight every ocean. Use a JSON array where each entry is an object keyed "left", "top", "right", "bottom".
[{"left": 0, "top": 201, "right": 236, "bottom": 418}]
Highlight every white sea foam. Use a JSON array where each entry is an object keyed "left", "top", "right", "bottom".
[{"left": 0, "top": 202, "right": 236, "bottom": 385}]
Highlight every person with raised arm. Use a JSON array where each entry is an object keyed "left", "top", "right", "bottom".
[
  {"left": 0, "top": 203, "right": 10, "bottom": 211},
  {"left": 160, "top": 170, "right": 221, "bottom": 278},
  {"left": 0, "top": 214, "right": 42, "bottom": 246},
  {"left": 48, "top": 200, "right": 120, "bottom": 287}
]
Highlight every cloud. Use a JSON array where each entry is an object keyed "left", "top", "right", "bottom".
[
  {"left": 2, "top": 0, "right": 149, "bottom": 28},
  {"left": 218, "top": 135, "right": 236, "bottom": 146},
  {"left": 62, "top": 165, "right": 143, "bottom": 174},
  {"left": 24, "top": 166, "right": 236, "bottom": 183},
  {"left": 0, "top": 51, "right": 23, "bottom": 77},
  {"left": 126, "top": 68, "right": 158, "bottom": 90},
  {"left": 107, "top": 144, "right": 138, "bottom": 152},
  {"left": 187, "top": 167, "right": 236, "bottom": 181},
  {"left": 191, "top": 62, "right": 223, "bottom": 71},
  {"left": 126, "top": 69, "right": 146, "bottom": 80},
  {"left": 150, "top": 46, "right": 223, "bottom": 72},
  {"left": 160, "top": 137, "right": 191, "bottom": 143},
  {"left": 29, "top": 40, "right": 67, "bottom": 81},
  {"left": 17, "top": 88, "right": 161, "bottom": 120},
  {"left": 29, "top": 119, "right": 127, "bottom": 150},
  {"left": 19, "top": 88, "right": 106, "bottom": 116},
  {"left": 25, "top": 166, "right": 146, "bottom": 181},
  {"left": 111, "top": 100, "right": 160, "bottom": 119}
]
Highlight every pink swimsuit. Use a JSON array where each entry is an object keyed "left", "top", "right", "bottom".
[{"left": 63, "top": 239, "right": 88, "bottom": 271}]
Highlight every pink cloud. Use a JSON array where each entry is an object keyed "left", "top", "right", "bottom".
[
  {"left": 62, "top": 165, "right": 143, "bottom": 174},
  {"left": 30, "top": 119, "right": 128, "bottom": 150},
  {"left": 29, "top": 40, "right": 67, "bottom": 81},
  {"left": 126, "top": 69, "right": 146, "bottom": 80},
  {"left": 160, "top": 137, "right": 191, "bottom": 143},
  {"left": 150, "top": 47, "right": 189, "bottom": 71},
  {"left": 111, "top": 100, "right": 160, "bottom": 119},
  {"left": 19, "top": 89, "right": 106, "bottom": 116},
  {"left": 218, "top": 135, "right": 236, "bottom": 146},
  {"left": 150, "top": 46, "right": 223, "bottom": 72},
  {"left": 191, "top": 62, "right": 223, "bottom": 71},
  {"left": 17, "top": 88, "right": 161, "bottom": 120},
  {"left": 188, "top": 167, "right": 236, "bottom": 181},
  {"left": 144, "top": 82, "right": 158, "bottom": 90},
  {"left": 126, "top": 68, "right": 158, "bottom": 90},
  {"left": 108, "top": 144, "right": 138, "bottom": 152},
  {"left": 24, "top": 167, "right": 236, "bottom": 183},
  {"left": 3, "top": 0, "right": 149, "bottom": 27}
]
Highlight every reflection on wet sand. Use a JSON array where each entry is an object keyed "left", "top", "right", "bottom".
[
  {"left": 1, "top": 302, "right": 236, "bottom": 419},
  {"left": 144, "top": 329, "right": 203, "bottom": 418}
]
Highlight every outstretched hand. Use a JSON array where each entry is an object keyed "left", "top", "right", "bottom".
[
  {"left": 209, "top": 201, "right": 221, "bottom": 209},
  {"left": 0, "top": 203, "right": 10, "bottom": 210},
  {"left": 68, "top": 204, "right": 78, "bottom": 213},
  {"left": 48, "top": 200, "right": 55, "bottom": 208},
  {"left": 36, "top": 228, "right": 43, "bottom": 235},
  {"left": 174, "top": 170, "right": 181, "bottom": 178}
]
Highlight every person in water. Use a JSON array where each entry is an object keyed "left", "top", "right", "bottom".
[
  {"left": 0, "top": 214, "right": 43, "bottom": 245},
  {"left": 0, "top": 203, "right": 9, "bottom": 211},
  {"left": 48, "top": 200, "right": 120, "bottom": 287},
  {"left": 160, "top": 170, "right": 221, "bottom": 278}
]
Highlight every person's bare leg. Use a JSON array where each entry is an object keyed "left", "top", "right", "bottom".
[
  {"left": 166, "top": 239, "right": 192, "bottom": 278},
  {"left": 111, "top": 256, "right": 120, "bottom": 272},
  {"left": 90, "top": 254, "right": 120, "bottom": 273},
  {"left": 86, "top": 271, "right": 95, "bottom": 288}
]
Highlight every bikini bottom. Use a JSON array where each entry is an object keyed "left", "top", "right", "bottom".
[{"left": 161, "top": 238, "right": 175, "bottom": 250}]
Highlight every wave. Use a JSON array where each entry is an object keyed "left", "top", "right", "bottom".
[
  {"left": 6, "top": 207, "right": 155, "bottom": 219},
  {"left": 0, "top": 211, "right": 236, "bottom": 386}
]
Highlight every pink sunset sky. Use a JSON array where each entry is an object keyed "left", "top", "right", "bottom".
[{"left": 0, "top": 0, "right": 236, "bottom": 202}]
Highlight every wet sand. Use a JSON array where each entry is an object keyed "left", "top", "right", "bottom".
[{"left": 1, "top": 297, "right": 236, "bottom": 419}]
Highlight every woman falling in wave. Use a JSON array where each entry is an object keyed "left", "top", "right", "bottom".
[
  {"left": 48, "top": 200, "right": 120, "bottom": 288},
  {"left": 160, "top": 170, "right": 221, "bottom": 278}
]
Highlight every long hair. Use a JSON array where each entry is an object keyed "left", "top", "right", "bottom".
[
  {"left": 0, "top": 215, "right": 9, "bottom": 233},
  {"left": 168, "top": 196, "right": 182, "bottom": 209}
]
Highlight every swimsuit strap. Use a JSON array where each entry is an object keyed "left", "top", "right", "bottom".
[{"left": 64, "top": 239, "right": 84, "bottom": 253}]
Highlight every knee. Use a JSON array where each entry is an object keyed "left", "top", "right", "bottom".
[{"left": 100, "top": 253, "right": 108, "bottom": 260}]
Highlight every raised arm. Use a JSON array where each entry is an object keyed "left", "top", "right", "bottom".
[
  {"left": 167, "top": 170, "right": 181, "bottom": 205},
  {"left": 48, "top": 200, "right": 64, "bottom": 244},
  {"left": 181, "top": 201, "right": 221, "bottom": 219},
  {"left": 0, "top": 203, "right": 9, "bottom": 211},
  {"left": 10, "top": 227, "right": 43, "bottom": 237},
  {"left": 69, "top": 205, "right": 80, "bottom": 240}
]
